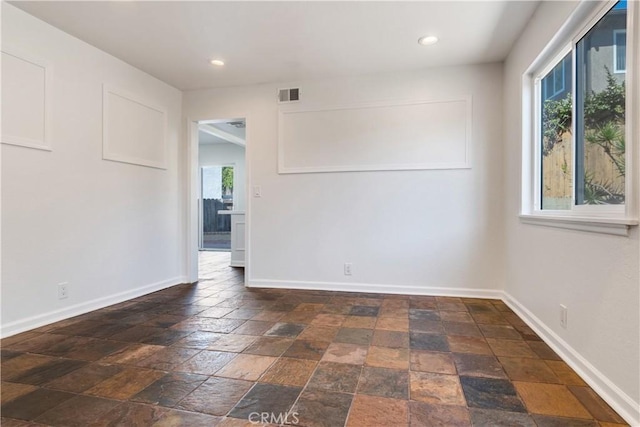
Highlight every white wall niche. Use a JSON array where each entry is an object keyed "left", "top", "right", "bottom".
[
  {"left": 1, "top": 45, "right": 53, "bottom": 151},
  {"left": 102, "top": 84, "right": 168, "bottom": 169}
]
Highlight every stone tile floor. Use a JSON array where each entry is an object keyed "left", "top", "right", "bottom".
[{"left": 0, "top": 252, "right": 629, "bottom": 426}]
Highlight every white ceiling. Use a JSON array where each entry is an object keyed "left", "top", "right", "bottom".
[{"left": 11, "top": 1, "right": 540, "bottom": 91}]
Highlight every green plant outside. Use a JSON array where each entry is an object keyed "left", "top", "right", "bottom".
[{"left": 542, "top": 69, "right": 625, "bottom": 204}]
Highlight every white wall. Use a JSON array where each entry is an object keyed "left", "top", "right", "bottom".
[
  {"left": 1, "top": 3, "right": 184, "bottom": 336},
  {"left": 199, "top": 143, "right": 246, "bottom": 211},
  {"left": 184, "top": 63, "right": 505, "bottom": 296},
  {"left": 503, "top": 1, "right": 640, "bottom": 424}
]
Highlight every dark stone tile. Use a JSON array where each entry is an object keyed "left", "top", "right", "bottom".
[
  {"left": 1, "top": 388, "right": 75, "bottom": 420},
  {"left": 40, "top": 336, "right": 128, "bottom": 361},
  {"left": 132, "top": 372, "right": 207, "bottom": 406},
  {"left": 141, "top": 329, "right": 191, "bottom": 346},
  {"left": 228, "top": 383, "right": 302, "bottom": 420},
  {"left": 409, "top": 333, "right": 450, "bottom": 352},
  {"left": 0, "top": 418, "right": 45, "bottom": 426},
  {"left": 176, "top": 377, "right": 253, "bottom": 416},
  {"left": 349, "top": 306, "right": 380, "bottom": 317},
  {"left": 471, "top": 311, "right": 509, "bottom": 325},
  {"left": 224, "top": 308, "right": 261, "bottom": 320},
  {"left": 443, "top": 322, "right": 483, "bottom": 337},
  {"left": 108, "top": 326, "right": 165, "bottom": 342},
  {"left": 292, "top": 389, "right": 353, "bottom": 427},
  {"left": 4, "top": 333, "right": 71, "bottom": 353},
  {"left": 527, "top": 341, "right": 562, "bottom": 360},
  {"left": 499, "top": 357, "right": 560, "bottom": 383},
  {"left": 34, "top": 395, "right": 120, "bottom": 427},
  {"left": 136, "top": 347, "right": 201, "bottom": 370},
  {"left": 466, "top": 302, "right": 499, "bottom": 313},
  {"left": 45, "top": 363, "right": 123, "bottom": 392},
  {"left": 307, "top": 362, "right": 361, "bottom": 393},
  {"left": 96, "top": 402, "right": 167, "bottom": 426},
  {"left": 231, "top": 320, "right": 275, "bottom": 335},
  {"left": 243, "top": 337, "right": 294, "bottom": 356},
  {"left": 409, "top": 319, "right": 445, "bottom": 334},
  {"left": 1, "top": 332, "right": 41, "bottom": 348},
  {"left": 568, "top": 385, "right": 626, "bottom": 423},
  {"left": 334, "top": 328, "right": 373, "bottom": 345},
  {"left": 264, "top": 322, "right": 306, "bottom": 338},
  {"left": 77, "top": 322, "right": 133, "bottom": 339},
  {"left": 141, "top": 314, "right": 188, "bottom": 328},
  {"left": 358, "top": 366, "right": 408, "bottom": 399},
  {"left": 371, "top": 330, "right": 409, "bottom": 348},
  {"left": 152, "top": 409, "right": 222, "bottom": 426},
  {"left": 197, "top": 306, "right": 235, "bottom": 318},
  {"left": 8, "top": 358, "right": 87, "bottom": 385},
  {"left": 172, "top": 331, "right": 223, "bottom": 349},
  {"left": 410, "top": 298, "right": 437, "bottom": 310},
  {"left": 479, "top": 324, "right": 522, "bottom": 340},
  {"left": 1, "top": 382, "right": 38, "bottom": 405},
  {"left": 175, "top": 350, "right": 236, "bottom": 375},
  {"left": 469, "top": 408, "right": 536, "bottom": 426},
  {"left": 409, "top": 401, "right": 471, "bottom": 427},
  {"left": 44, "top": 320, "right": 102, "bottom": 336},
  {"left": 460, "top": 376, "right": 526, "bottom": 412},
  {"left": 409, "top": 309, "right": 441, "bottom": 321},
  {"left": 282, "top": 340, "right": 329, "bottom": 360},
  {"left": 453, "top": 353, "right": 507, "bottom": 379},
  {"left": 1, "top": 349, "right": 22, "bottom": 362},
  {"left": 532, "top": 414, "right": 599, "bottom": 427},
  {"left": 321, "top": 304, "right": 352, "bottom": 315},
  {"left": 85, "top": 367, "right": 166, "bottom": 400}
]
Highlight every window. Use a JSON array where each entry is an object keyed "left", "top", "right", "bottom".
[
  {"left": 614, "top": 29, "right": 627, "bottom": 72},
  {"left": 543, "top": 57, "right": 568, "bottom": 101},
  {"left": 524, "top": 0, "right": 636, "bottom": 232}
]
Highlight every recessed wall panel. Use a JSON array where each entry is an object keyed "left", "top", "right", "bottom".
[
  {"left": 278, "top": 97, "right": 472, "bottom": 174},
  {"left": 1, "top": 48, "right": 51, "bottom": 151},
  {"left": 103, "top": 85, "right": 167, "bottom": 169}
]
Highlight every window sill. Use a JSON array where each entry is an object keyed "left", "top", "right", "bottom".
[{"left": 519, "top": 214, "right": 638, "bottom": 236}]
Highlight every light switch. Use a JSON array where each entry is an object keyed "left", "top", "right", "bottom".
[{"left": 253, "top": 186, "right": 262, "bottom": 198}]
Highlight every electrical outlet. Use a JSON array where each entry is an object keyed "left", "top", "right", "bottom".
[
  {"left": 560, "top": 304, "right": 568, "bottom": 329},
  {"left": 344, "top": 263, "right": 352, "bottom": 276},
  {"left": 58, "top": 282, "right": 69, "bottom": 300}
]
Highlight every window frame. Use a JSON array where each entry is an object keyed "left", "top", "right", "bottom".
[
  {"left": 614, "top": 29, "right": 627, "bottom": 73},
  {"left": 521, "top": 0, "right": 638, "bottom": 235}
]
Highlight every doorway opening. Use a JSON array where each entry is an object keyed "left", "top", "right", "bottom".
[
  {"left": 196, "top": 118, "right": 247, "bottom": 270},
  {"left": 200, "top": 165, "right": 234, "bottom": 251}
]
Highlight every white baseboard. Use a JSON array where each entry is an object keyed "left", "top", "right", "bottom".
[
  {"left": 0, "top": 276, "right": 187, "bottom": 338},
  {"left": 247, "top": 278, "right": 503, "bottom": 299},
  {"left": 503, "top": 292, "right": 640, "bottom": 427}
]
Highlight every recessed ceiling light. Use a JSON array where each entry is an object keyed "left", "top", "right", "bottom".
[
  {"left": 210, "top": 59, "right": 225, "bottom": 66},
  {"left": 418, "top": 36, "right": 439, "bottom": 46}
]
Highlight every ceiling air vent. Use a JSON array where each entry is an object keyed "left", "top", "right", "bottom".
[{"left": 278, "top": 88, "right": 300, "bottom": 103}]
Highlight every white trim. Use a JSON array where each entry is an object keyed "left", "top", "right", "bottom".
[
  {"left": 1, "top": 45, "right": 53, "bottom": 152},
  {"left": 186, "top": 119, "right": 200, "bottom": 282},
  {"left": 503, "top": 292, "right": 640, "bottom": 427},
  {"left": 533, "top": 45, "right": 572, "bottom": 213},
  {"left": 277, "top": 96, "right": 473, "bottom": 174},
  {"left": 247, "top": 279, "right": 502, "bottom": 299},
  {"left": 102, "top": 84, "right": 168, "bottom": 170},
  {"left": 0, "top": 276, "right": 187, "bottom": 338},
  {"left": 519, "top": 213, "right": 636, "bottom": 236}
]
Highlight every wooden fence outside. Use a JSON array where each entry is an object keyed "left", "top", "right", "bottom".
[{"left": 203, "top": 199, "right": 231, "bottom": 233}]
